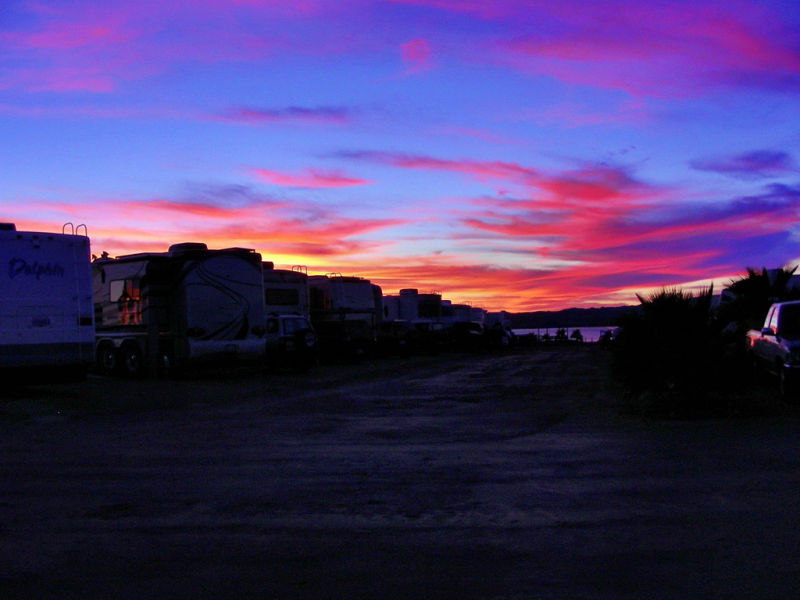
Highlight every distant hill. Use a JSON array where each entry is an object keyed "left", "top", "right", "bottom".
[{"left": 509, "top": 305, "right": 639, "bottom": 329}]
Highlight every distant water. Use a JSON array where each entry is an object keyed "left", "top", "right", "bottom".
[{"left": 512, "top": 326, "right": 617, "bottom": 343}]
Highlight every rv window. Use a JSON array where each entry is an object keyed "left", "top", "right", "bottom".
[
  {"left": 110, "top": 279, "right": 141, "bottom": 301},
  {"left": 267, "top": 318, "right": 279, "bottom": 334},
  {"left": 283, "top": 317, "right": 307, "bottom": 334},
  {"left": 266, "top": 288, "right": 300, "bottom": 306},
  {"left": 109, "top": 279, "right": 142, "bottom": 325},
  {"left": 109, "top": 280, "right": 124, "bottom": 301}
]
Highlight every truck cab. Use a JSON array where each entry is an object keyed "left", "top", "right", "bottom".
[
  {"left": 746, "top": 300, "right": 800, "bottom": 397},
  {"left": 264, "top": 314, "right": 317, "bottom": 370}
]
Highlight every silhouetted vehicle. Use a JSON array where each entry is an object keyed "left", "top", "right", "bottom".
[
  {"left": 746, "top": 301, "right": 800, "bottom": 397},
  {"left": 0, "top": 222, "right": 94, "bottom": 381},
  {"left": 92, "top": 243, "right": 266, "bottom": 377},
  {"left": 263, "top": 263, "right": 310, "bottom": 318},
  {"left": 265, "top": 314, "right": 317, "bottom": 370},
  {"left": 485, "top": 321, "right": 515, "bottom": 350},
  {"left": 446, "top": 321, "right": 486, "bottom": 352},
  {"left": 376, "top": 320, "right": 415, "bottom": 356},
  {"left": 309, "top": 274, "right": 382, "bottom": 360}
]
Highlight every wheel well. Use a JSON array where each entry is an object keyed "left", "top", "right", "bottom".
[
  {"left": 120, "top": 339, "right": 140, "bottom": 352},
  {"left": 96, "top": 340, "right": 117, "bottom": 360}
]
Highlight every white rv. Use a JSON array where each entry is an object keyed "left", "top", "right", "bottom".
[
  {"left": 92, "top": 243, "right": 266, "bottom": 377},
  {"left": 308, "top": 274, "right": 382, "bottom": 359},
  {"left": 263, "top": 263, "right": 310, "bottom": 317},
  {"left": 262, "top": 263, "right": 317, "bottom": 368},
  {"left": 0, "top": 223, "right": 94, "bottom": 380}
]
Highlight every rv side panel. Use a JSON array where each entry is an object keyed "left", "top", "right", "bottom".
[{"left": 0, "top": 227, "right": 94, "bottom": 377}]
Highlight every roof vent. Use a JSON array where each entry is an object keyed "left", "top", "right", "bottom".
[{"left": 168, "top": 242, "right": 208, "bottom": 256}]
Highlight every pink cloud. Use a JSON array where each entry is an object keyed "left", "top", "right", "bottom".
[
  {"left": 250, "top": 167, "right": 370, "bottom": 188},
  {"left": 346, "top": 151, "right": 657, "bottom": 212},
  {"left": 0, "top": 2, "right": 281, "bottom": 93},
  {"left": 388, "top": 0, "right": 522, "bottom": 19},
  {"left": 55, "top": 190, "right": 409, "bottom": 262},
  {"left": 433, "top": 125, "right": 519, "bottom": 144},
  {"left": 342, "top": 151, "right": 537, "bottom": 182},
  {"left": 460, "top": 182, "right": 800, "bottom": 289},
  {"left": 174, "top": 212, "right": 407, "bottom": 260},
  {"left": 13, "top": 182, "right": 799, "bottom": 313},
  {"left": 394, "top": 0, "right": 800, "bottom": 96},
  {"left": 222, "top": 106, "right": 353, "bottom": 125},
  {"left": 3, "top": 68, "right": 116, "bottom": 93},
  {"left": 338, "top": 151, "right": 800, "bottom": 301},
  {"left": 400, "top": 38, "right": 432, "bottom": 73},
  {"left": 505, "top": 4, "right": 800, "bottom": 96}
]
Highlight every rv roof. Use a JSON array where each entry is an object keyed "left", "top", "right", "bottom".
[{"left": 100, "top": 246, "right": 258, "bottom": 263}]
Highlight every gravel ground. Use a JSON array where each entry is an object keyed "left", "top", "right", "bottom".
[{"left": 1, "top": 346, "right": 799, "bottom": 599}]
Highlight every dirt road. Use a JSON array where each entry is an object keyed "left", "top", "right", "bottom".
[{"left": 2, "top": 346, "right": 799, "bottom": 599}]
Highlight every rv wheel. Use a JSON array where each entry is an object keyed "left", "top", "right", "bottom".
[
  {"left": 97, "top": 343, "right": 118, "bottom": 376},
  {"left": 120, "top": 343, "right": 144, "bottom": 378},
  {"left": 779, "top": 365, "right": 797, "bottom": 401},
  {"left": 294, "top": 329, "right": 318, "bottom": 371},
  {"left": 159, "top": 353, "right": 173, "bottom": 378},
  {"left": 299, "top": 329, "right": 316, "bottom": 349}
]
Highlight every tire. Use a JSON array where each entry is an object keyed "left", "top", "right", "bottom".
[
  {"left": 293, "top": 329, "right": 318, "bottom": 371},
  {"left": 159, "top": 352, "right": 174, "bottom": 379},
  {"left": 302, "top": 330, "right": 316, "bottom": 350},
  {"left": 120, "top": 343, "right": 144, "bottom": 378},
  {"left": 779, "top": 366, "right": 796, "bottom": 401},
  {"left": 97, "top": 342, "right": 119, "bottom": 376},
  {"left": 748, "top": 352, "right": 760, "bottom": 383},
  {"left": 350, "top": 341, "right": 367, "bottom": 362}
]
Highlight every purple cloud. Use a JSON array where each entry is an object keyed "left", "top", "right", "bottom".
[
  {"left": 690, "top": 150, "right": 797, "bottom": 179},
  {"left": 222, "top": 106, "right": 353, "bottom": 124}
]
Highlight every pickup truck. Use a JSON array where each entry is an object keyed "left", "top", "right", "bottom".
[
  {"left": 264, "top": 314, "right": 317, "bottom": 370},
  {"left": 745, "top": 301, "right": 800, "bottom": 397}
]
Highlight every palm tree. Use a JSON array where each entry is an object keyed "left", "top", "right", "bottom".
[
  {"left": 719, "top": 266, "right": 800, "bottom": 333},
  {"left": 613, "top": 286, "right": 717, "bottom": 414}
]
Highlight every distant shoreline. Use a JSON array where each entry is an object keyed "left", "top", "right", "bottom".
[
  {"left": 510, "top": 305, "right": 637, "bottom": 330},
  {"left": 512, "top": 325, "right": 617, "bottom": 343}
]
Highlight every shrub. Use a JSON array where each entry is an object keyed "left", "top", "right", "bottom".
[{"left": 612, "top": 286, "right": 734, "bottom": 416}]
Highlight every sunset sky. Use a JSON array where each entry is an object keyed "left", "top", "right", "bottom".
[{"left": 1, "top": 0, "right": 799, "bottom": 311}]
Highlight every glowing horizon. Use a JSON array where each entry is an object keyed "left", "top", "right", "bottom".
[{"left": 2, "top": 0, "right": 799, "bottom": 312}]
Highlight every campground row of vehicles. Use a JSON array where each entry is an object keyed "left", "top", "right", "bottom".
[{"left": 1, "top": 224, "right": 512, "bottom": 380}]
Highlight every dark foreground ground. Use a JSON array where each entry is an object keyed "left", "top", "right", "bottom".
[{"left": 1, "top": 346, "right": 799, "bottom": 599}]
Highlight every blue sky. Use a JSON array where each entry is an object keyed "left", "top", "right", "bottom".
[{"left": 1, "top": 0, "right": 799, "bottom": 310}]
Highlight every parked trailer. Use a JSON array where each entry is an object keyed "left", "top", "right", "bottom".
[
  {"left": 263, "top": 263, "right": 310, "bottom": 318},
  {"left": 262, "top": 263, "right": 317, "bottom": 369},
  {"left": 0, "top": 222, "right": 94, "bottom": 380},
  {"left": 309, "top": 274, "right": 382, "bottom": 359},
  {"left": 92, "top": 242, "right": 266, "bottom": 377}
]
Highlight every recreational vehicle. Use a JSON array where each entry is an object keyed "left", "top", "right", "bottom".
[
  {"left": 379, "top": 288, "right": 446, "bottom": 354},
  {"left": 308, "top": 274, "right": 382, "bottom": 359},
  {"left": 263, "top": 263, "right": 310, "bottom": 317},
  {"left": 0, "top": 223, "right": 94, "bottom": 380},
  {"left": 92, "top": 243, "right": 266, "bottom": 377},
  {"left": 262, "top": 263, "right": 317, "bottom": 368}
]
